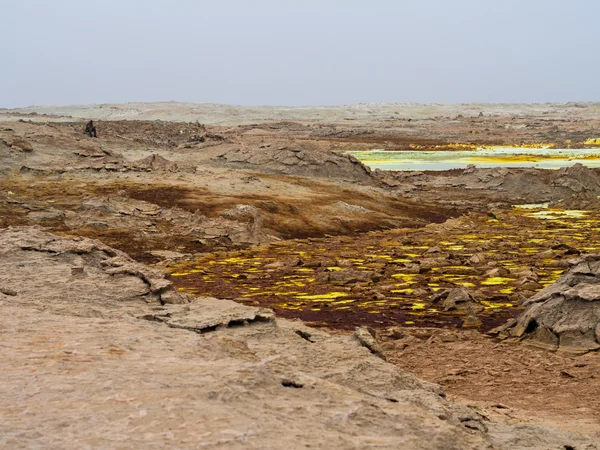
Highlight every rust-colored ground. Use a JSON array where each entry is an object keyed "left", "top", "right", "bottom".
[{"left": 379, "top": 327, "right": 600, "bottom": 438}]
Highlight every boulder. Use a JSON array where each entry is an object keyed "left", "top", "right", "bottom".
[{"left": 495, "top": 254, "right": 600, "bottom": 353}]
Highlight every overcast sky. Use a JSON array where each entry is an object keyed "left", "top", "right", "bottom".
[{"left": 1, "top": 0, "right": 598, "bottom": 108}]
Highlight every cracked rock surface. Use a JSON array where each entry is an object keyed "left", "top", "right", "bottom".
[{"left": 0, "top": 227, "right": 597, "bottom": 449}]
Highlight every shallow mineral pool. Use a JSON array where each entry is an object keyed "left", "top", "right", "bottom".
[{"left": 348, "top": 148, "right": 600, "bottom": 171}]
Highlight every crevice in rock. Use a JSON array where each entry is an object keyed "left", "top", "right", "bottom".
[
  {"left": 281, "top": 379, "right": 303, "bottom": 388},
  {"left": 295, "top": 329, "right": 315, "bottom": 343},
  {"left": 525, "top": 319, "right": 539, "bottom": 334}
]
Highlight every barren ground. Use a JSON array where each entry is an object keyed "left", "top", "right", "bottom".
[{"left": 2, "top": 102, "right": 600, "bottom": 447}]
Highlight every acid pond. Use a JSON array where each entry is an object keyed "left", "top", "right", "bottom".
[
  {"left": 166, "top": 207, "right": 600, "bottom": 332},
  {"left": 347, "top": 147, "right": 600, "bottom": 171}
]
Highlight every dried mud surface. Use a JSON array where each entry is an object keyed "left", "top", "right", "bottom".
[{"left": 2, "top": 103, "right": 600, "bottom": 447}]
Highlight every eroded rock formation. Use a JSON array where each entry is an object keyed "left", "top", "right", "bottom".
[{"left": 496, "top": 254, "right": 600, "bottom": 353}]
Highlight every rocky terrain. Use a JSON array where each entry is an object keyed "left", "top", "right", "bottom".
[
  {"left": 1, "top": 227, "right": 597, "bottom": 449},
  {"left": 1, "top": 102, "right": 600, "bottom": 447}
]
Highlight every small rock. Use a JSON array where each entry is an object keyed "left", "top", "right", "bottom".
[
  {"left": 462, "top": 314, "right": 483, "bottom": 329},
  {"left": 71, "top": 267, "right": 86, "bottom": 277},
  {"left": 537, "top": 249, "right": 554, "bottom": 259},
  {"left": 8, "top": 137, "right": 34, "bottom": 152},
  {"left": 160, "top": 289, "right": 190, "bottom": 305},
  {"left": 485, "top": 267, "right": 509, "bottom": 278},
  {"left": 517, "top": 278, "right": 542, "bottom": 290},
  {"left": 354, "top": 327, "right": 387, "bottom": 360},
  {"left": 0, "top": 287, "right": 17, "bottom": 296},
  {"left": 468, "top": 253, "right": 486, "bottom": 265}
]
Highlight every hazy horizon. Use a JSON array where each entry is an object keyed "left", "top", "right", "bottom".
[
  {"left": 2, "top": 0, "right": 599, "bottom": 108},
  {"left": 6, "top": 100, "right": 600, "bottom": 111}
]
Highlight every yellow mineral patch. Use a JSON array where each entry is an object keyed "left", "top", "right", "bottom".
[
  {"left": 332, "top": 299, "right": 355, "bottom": 305},
  {"left": 481, "top": 277, "right": 514, "bottom": 285},
  {"left": 242, "top": 292, "right": 272, "bottom": 297},
  {"left": 392, "top": 273, "right": 418, "bottom": 279},
  {"left": 295, "top": 292, "right": 349, "bottom": 301},
  {"left": 481, "top": 300, "right": 514, "bottom": 309},
  {"left": 165, "top": 204, "right": 600, "bottom": 331},
  {"left": 584, "top": 138, "right": 600, "bottom": 146}
]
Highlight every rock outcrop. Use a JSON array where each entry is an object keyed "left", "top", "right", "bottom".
[
  {"left": 215, "top": 144, "right": 373, "bottom": 182},
  {"left": 496, "top": 254, "right": 600, "bottom": 353}
]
